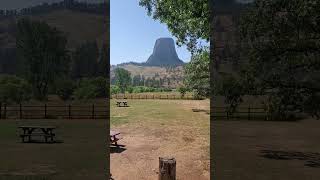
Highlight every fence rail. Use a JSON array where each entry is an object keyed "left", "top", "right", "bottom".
[
  {"left": 0, "top": 103, "right": 108, "bottom": 120},
  {"left": 111, "top": 94, "right": 194, "bottom": 100},
  {"left": 211, "top": 106, "right": 268, "bottom": 120}
]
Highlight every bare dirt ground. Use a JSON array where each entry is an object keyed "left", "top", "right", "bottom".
[
  {"left": 110, "top": 100, "right": 210, "bottom": 180},
  {"left": 213, "top": 119, "right": 320, "bottom": 180}
]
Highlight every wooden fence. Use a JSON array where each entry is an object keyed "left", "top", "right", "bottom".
[
  {"left": 111, "top": 94, "right": 194, "bottom": 100},
  {"left": 0, "top": 103, "right": 108, "bottom": 120},
  {"left": 211, "top": 106, "right": 268, "bottom": 120}
]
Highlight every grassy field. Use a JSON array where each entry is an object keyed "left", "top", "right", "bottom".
[
  {"left": 110, "top": 99, "right": 210, "bottom": 180},
  {"left": 0, "top": 118, "right": 107, "bottom": 180}
]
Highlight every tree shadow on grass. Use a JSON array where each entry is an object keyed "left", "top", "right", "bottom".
[
  {"left": 260, "top": 150, "right": 320, "bottom": 168},
  {"left": 110, "top": 145, "right": 126, "bottom": 154}
]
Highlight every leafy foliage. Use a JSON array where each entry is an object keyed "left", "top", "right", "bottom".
[
  {"left": 239, "top": 0, "right": 320, "bottom": 119},
  {"left": 139, "top": 0, "right": 210, "bottom": 52},
  {"left": 55, "top": 77, "right": 75, "bottom": 101},
  {"left": 184, "top": 49, "right": 210, "bottom": 99},
  {"left": 114, "top": 68, "right": 131, "bottom": 93},
  {"left": 71, "top": 41, "right": 99, "bottom": 79},
  {"left": 177, "top": 85, "right": 188, "bottom": 98},
  {"left": 16, "top": 18, "right": 70, "bottom": 101},
  {"left": 0, "top": 75, "right": 32, "bottom": 104}
]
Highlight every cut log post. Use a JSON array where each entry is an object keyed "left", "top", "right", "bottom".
[{"left": 159, "top": 157, "right": 176, "bottom": 180}]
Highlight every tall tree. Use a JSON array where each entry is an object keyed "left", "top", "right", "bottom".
[
  {"left": 184, "top": 49, "right": 210, "bottom": 99},
  {"left": 16, "top": 18, "right": 70, "bottom": 100},
  {"left": 72, "top": 41, "right": 99, "bottom": 79},
  {"left": 238, "top": 0, "right": 320, "bottom": 119},
  {"left": 114, "top": 68, "right": 131, "bottom": 93},
  {"left": 97, "top": 42, "right": 109, "bottom": 77}
]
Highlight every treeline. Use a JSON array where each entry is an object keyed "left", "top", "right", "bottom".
[
  {"left": 0, "top": 18, "right": 108, "bottom": 104},
  {"left": 0, "top": 0, "right": 108, "bottom": 18},
  {"left": 0, "top": 41, "right": 108, "bottom": 80},
  {"left": 116, "top": 61, "right": 185, "bottom": 68},
  {"left": 111, "top": 74, "right": 182, "bottom": 88}
]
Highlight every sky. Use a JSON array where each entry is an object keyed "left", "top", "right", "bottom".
[{"left": 110, "top": 0, "right": 192, "bottom": 65}]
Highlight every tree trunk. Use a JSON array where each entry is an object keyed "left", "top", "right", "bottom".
[{"left": 159, "top": 157, "right": 176, "bottom": 180}]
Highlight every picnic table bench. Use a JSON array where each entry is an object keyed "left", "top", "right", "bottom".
[
  {"left": 18, "top": 126, "right": 57, "bottom": 143},
  {"left": 116, "top": 100, "right": 128, "bottom": 107},
  {"left": 110, "top": 130, "right": 122, "bottom": 146}
]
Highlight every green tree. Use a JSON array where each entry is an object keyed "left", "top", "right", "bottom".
[
  {"left": 139, "top": 0, "right": 209, "bottom": 52},
  {"left": 55, "top": 77, "right": 75, "bottom": 101},
  {"left": 114, "top": 68, "right": 131, "bottom": 93},
  {"left": 73, "top": 78, "right": 98, "bottom": 101},
  {"left": 97, "top": 43, "right": 109, "bottom": 77},
  {"left": 110, "top": 85, "right": 121, "bottom": 95},
  {"left": 0, "top": 75, "right": 32, "bottom": 104},
  {"left": 178, "top": 85, "right": 188, "bottom": 98},
  {"left": 91, "top": 76, "right": 108, "bottom": 98},
  {"left": 184, "top": 49, "right": 210, "bottom": 99},
  {"left": 239, "top": 0, "right": 320, "bottom": 120},
  {"left": 72, "top": 41, "right": 99, "bottom": 79},
  {"left": 16, "top": 18, "right": 70, "bottom": 100}
]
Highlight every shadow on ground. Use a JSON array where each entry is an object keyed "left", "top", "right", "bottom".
[
  {"left": 110, "top": 145, "right": 127, "bottom": 154},
  {"left": 19, "top": 140, "right": 64, "bottom": 144},
  {"left": 260, "top": 150, "right": 320, "bottom": 168}
]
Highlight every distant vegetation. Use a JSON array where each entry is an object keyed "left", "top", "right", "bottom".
[
  {"left": 0, "top": 0, "right": 108, "bottom": 17},
  {"left": 0, "top": 1, "right": 108, "bottom": 104}
]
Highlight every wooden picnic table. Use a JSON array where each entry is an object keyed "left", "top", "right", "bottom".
[
  {"left": 18, "top": 126, "right": 57, "bottom": 143},
  {"left": 116, "top": 100, "right": 128, "bottom": 107},
  {"left": 110, "top": 130, "right": 121, "bottom": 146}
]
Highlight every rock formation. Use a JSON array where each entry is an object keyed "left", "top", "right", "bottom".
[{"left": 146, "top": 38, "right": 184, "bottom": 66}]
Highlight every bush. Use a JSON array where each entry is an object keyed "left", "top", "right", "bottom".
[
  {"left": 178, "top": 86, "right": 188, "bottom": 98},
  {"left": 90, "top": 76, "right": 107, "bottom": 98},
  {"left": 0, "top": 75, "right": 32, "bottom": 104},
  {"left": 73, "top": 77, "right": 107, "bottom": 100},
  {"left": 55, "top": 78, "right": 75, "bottom": 101},
  {"left": 111, "top": 85, "right": 121, "bottom": 95}
]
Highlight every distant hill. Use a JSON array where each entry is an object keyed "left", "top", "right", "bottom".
[
  {"left": 110, "top": 37, "right": 187, "bottom": 88},
  {"left": 0, "top": 1, "right": 108, "bottom": 74},
  {"left": 0, "top": 1, "right": 108, "bottom": 49}
]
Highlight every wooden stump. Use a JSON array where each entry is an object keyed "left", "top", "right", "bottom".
[{"left": 159, "top": 157, "right": 176, "bottom": 180}]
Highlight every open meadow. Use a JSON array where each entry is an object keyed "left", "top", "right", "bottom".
[{"left": 110, "top": 99, "right": 210, "bottom": 180}]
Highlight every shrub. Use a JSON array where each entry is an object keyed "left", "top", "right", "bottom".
[
  {"left": 0, "top": 75, "right": 32, "bottom": 104},
  {"left": 55, "top": 78, "right": 75, "bottom": 101}
]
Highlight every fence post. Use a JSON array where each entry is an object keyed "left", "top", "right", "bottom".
[
  {"left": 92, "top": 104, "right": 95, "bottom": 119},
  {"left": 20, "top": 104, "right": 22, "bottom": 119},
  {"left": 68, "top": 104, "right": 71, "bottom": 119},
  {"left": 248, "top": 106, "right": 250, "bottom": 120},
  {"left": 159, "top": 157, "right": 176, "bottom": 180},
  {"left": 44, "top": 104, "right": 47, "bottom": 119}
]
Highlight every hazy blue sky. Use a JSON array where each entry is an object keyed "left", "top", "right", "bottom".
[{"left": 110, "top": 0, "right": 192, "bottom": 65}]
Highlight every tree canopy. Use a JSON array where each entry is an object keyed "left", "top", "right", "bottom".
[
  {"left": 114, "top": 68, "right": 132, "bottom": 93},
  {"left": 237, "top": 0, "right": 320, "bottom": 119},
  {"left": 139, "top": 0, "right": 210, "bottom": 52},
  {"left": 16, "top": 18, "right": 70, "bottom": 100}
]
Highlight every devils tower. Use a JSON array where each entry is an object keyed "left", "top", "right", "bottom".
[{"left": 146, "top": 38, "right": 184, "bottom": 66}]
